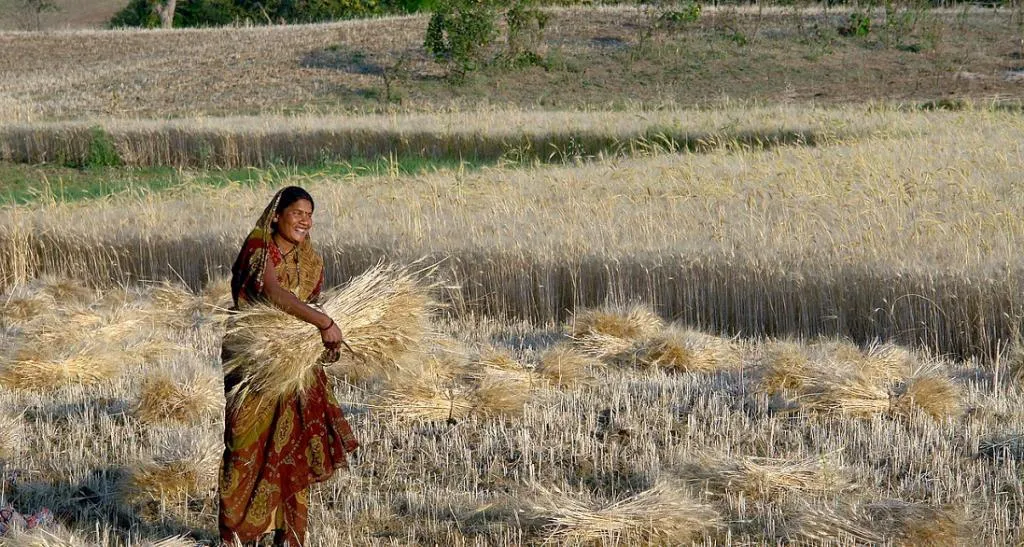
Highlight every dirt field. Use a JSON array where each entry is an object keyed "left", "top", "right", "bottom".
[{"left": 0, "top": 7, "right": 1022, "bottom": 120}]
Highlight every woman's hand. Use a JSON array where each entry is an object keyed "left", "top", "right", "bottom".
[{"left": 319, "top": 320, "right": 343, "bottom": 349}]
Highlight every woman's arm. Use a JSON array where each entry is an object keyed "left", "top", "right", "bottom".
[{"left": 262, "top": 259, "right": 344, "bottom": 347}]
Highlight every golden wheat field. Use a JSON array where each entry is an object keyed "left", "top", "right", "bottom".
[{"left": 0, "top": 102, "right": 1023, "bottom": 545}]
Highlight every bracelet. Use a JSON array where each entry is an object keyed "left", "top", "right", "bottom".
[{"left": 319, "top": 318, "right": 335, "bottom": 331}]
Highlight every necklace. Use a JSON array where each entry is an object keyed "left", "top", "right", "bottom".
[{"left": 272, "top": 235, "right": 302, "bottom": 293}]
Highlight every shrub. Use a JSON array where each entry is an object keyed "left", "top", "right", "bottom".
[
  {"left": 85, "top": 126, "right": 122, "bottom": 168},
  {"left": 424, "top": 0, "right": 498, "bottom": 77},
  {"left": 503, "top": 0, "right": 549, "bottom": 68},
  {"left": 839, "top": 11, "right": 872, "bottom": 37},
  {"left": 111, "top": 0, "right": 382, "bottom": 28}
]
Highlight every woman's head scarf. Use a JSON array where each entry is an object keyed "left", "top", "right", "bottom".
[{"left": 230, "top": 187, "right": 322, "bottom": 305}]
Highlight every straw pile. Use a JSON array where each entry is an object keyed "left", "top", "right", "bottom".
[
  {"left": 120, "top": 434, "right": 219, "bottom": 504},
  {"left": 787, "top": 502, "right": 883, "bottom": 544},
  {"left": 222, "top": 263, "right": 436, "bottom": 402},
  {"left": 527, "top": 481, "right": 720, "bottom": 543},
  {"left": 571, "top": 305, "right": 660, "bottom": 364},
  {"left": 572, "top": 304, "right": 664, "bottom": 341},
  {"left": 571, "top": 305, "right": 737, "bottom": 373},
  {"left": 140, "top": 282, "right": 203, "bottom": 330},
  {"left": 0, "top": 347, "right": 122, "bottom": 391},
  {"left": 140, "top": 537, "right": 199, "bottom": 547},
  {"left": 1, "top": 526, "right": 91, "bottom": 547},
  {"left": 536, "top": 344, "right": 602, "bottom": 387},
  {"left": 890, "top": 371, "right": 962, "bottom": 420},
  {"left": 0, "top": 412, "right": 24, "bottom": 460},
  {"left": 372, "top": 343, "right": 542, "bottom": 420},
  {"left": 373, "top": 356, "right": 474, "bottom": 421},
  {"left": 788, "top": 499, "right": 965, "bottom": 545},
  {"left": 636, "top": 326, "right": 739, "bottom": 373},
  {"left": 858, "top": 500, "right": 966, "bottom": 546},
  {"left": 679, "top": 454, "right": 854, "bottom": 500},
  {"left": 755, "top": 338, "right": 961, "bottom": 420},
  {"left": 37, "top": 277, "right": 95, "bottom": 306},
  {"left": 0, "top": 293, "right": 54, "bottom": 326},
  {"left": 134, "top": 370, "right": 221, "bottom": 425}
]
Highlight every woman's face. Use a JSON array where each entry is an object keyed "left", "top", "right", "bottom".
[{"left": 274, "top": 199, "right": 314, "bottom": 246}]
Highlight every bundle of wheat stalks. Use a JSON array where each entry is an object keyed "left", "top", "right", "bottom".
[
  {"left": 526, "top": 481, "right": 721, "bottom": 543},
  {"left": 678, "top": 453, "right": 855, "bottom": 501},
  {"left": 222, "top": 263, "right": 437, "bottom": 403},
  {"left": 571, "top": 304, "right": 739, "bottom": 373},
  {"left": 757, "top": 339, "right": 963, "bottom": 420}
]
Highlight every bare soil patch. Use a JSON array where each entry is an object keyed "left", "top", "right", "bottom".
[{"left": 0, "top": 7, "right": 1021, "bottom": 120}]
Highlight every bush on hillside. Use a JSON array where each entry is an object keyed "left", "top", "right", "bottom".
[
  {"left": 110, "top": 0, "right": 405, "bottom": 28},
  {"left": 424, "top": 0, "right": 498, "bottom": 76}
]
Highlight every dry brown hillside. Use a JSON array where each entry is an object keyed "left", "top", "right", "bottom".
[
  {"left": 0, "top": 0, "right": 127, "bottom": 30},
  {"left": 0, "top": 7, "right": 1022, "bottom": 120}
]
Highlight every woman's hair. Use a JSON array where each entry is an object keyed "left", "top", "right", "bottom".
[{"left": 275, "top": 186, "right": 315, "bottom": 215}]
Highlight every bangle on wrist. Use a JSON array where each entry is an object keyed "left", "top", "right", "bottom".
[{"left": 319, "top": 318, "right": 334, "bottom": 331}]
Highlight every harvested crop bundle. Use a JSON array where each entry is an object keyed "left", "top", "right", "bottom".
[
  {"left": 527, "top": 481, "right": 720, "bottom": 544},
  {"left": 374, "top": 357, "right": 474, "bottom": 421},
  {"left": 636, "top": 326, "right": 738, "bottom": 373},
  {"left": 800, "top": 371, "right": 891, "bottom": 418},
  {"left": 572, "top": 304, "right": 663, "bottom": 340},
  {"left": 119, "top": 432, "right": 218, "bottom": 504},
  {"left": 890, "top": 371, "right": 962, "bottom": 420},
  {"left": 222, "top": 263, "right": 437, "bottom": 403},
  {"left": 472, "top": 372, "right": 533, "bottom": 417},
  {"left": 135, "top": 370, "right": 221, "bottom": 425},
  {"left": 536, "top": 344, "right": 602, "bottom": 387},
  {"left": 678, "top": 453, "right": 855, "bottom": 500},
  {"left": 0, "top": 348, "right": 121, "bottom": 390}
]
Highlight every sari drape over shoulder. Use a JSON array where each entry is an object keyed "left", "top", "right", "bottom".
[{"left": 220, "top": 202, "right": 357, "bottom": 546}]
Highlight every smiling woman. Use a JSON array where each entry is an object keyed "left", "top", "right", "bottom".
[{"left": 220, "top": 186, "right": 358, "bottom": 546}]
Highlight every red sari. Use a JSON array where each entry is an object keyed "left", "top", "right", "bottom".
[{"left": 219, "top": 227, "right": 358, "bottom": 546}]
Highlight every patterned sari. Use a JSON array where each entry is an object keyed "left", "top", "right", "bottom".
[{"left": 219, "top": 192, "right": 358, "bottom": 546}]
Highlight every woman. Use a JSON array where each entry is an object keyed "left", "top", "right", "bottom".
[{"left": 219, "top": 186, "right": 358, "bottom": 546}]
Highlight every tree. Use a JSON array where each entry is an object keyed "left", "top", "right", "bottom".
[
  {"left": 153, "top": 0, "right": 176, "bottom": 28},
  {"left": 21, "top": 0, "right": 60, "bottom": 31}
]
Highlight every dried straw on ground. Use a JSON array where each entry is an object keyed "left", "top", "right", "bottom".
[
  {"left": 1, "top": 525, "right": 91, "bottom": 547},
  {"left": 373, "top": 358, "right": 474, "bottom": 421},
  {"left": 139, "top": 537, "right": 199, "bottom": 547},
  {"left": 137, "top": 282, "right": 203, "bottom": 330},
  {"left": 890, "top": 372, "right": 962, "bottom": 420},
  {"left": 0, "top": 348, "right": 122, "bottom": 391},
  {"left": 759, "top": 340, "right": 812, "bottom": 393},
  {"left": 120, "top": 434, "right": 219, "bottom": 504},
  {"left": 800, "top": 372, "right": 891, "bottom": 418},
  {"left": 787, "top": 502, "right": 883, "bottom": 544},
  {"left": 472, "top": 373, "right": 533, "bottom": 417},
  {"left": 637, "top": 326, "right": 738, "bottom": 373},
  {"left": 857, "top": 499, "right": 966, "bottom": 546},
  {"left": 222, "top": 263, "right": 436, "bottom": 402},
  {"left": 37, "top": 276, "right": 95, "bottom": 306},
  {"left": 201, "top": 275, "right": 233, "bottom": 310},
  {"left": 527, "top": 481, "right": 720, "bottom": 544},
  {"left": 0, "top": 412, "right": 23, "bottom": 459},
  {"left": 135, "top": 370, "right": 222, "bottom": 425},
  {"left": 573, "top": 331, "right": 637, "bottom": 362},
  {"left": 571, "top": 304, "right": 664, "bottom": 341},
  {"left": 536, "top": 344, "right": 602, "bottom": 387},
  {"left": 862, "top": 341, "right": 917, "bottom": 381},
  {"left": 0, "top": 293, "right": 54, "bottom": 326},
  {"left": 678, "top": 454, "right": 854, "bottom": 500}
]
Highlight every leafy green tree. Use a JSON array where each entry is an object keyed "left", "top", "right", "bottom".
[{"left": 424, "top": 0, "right": 498, "bottom": 77}]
